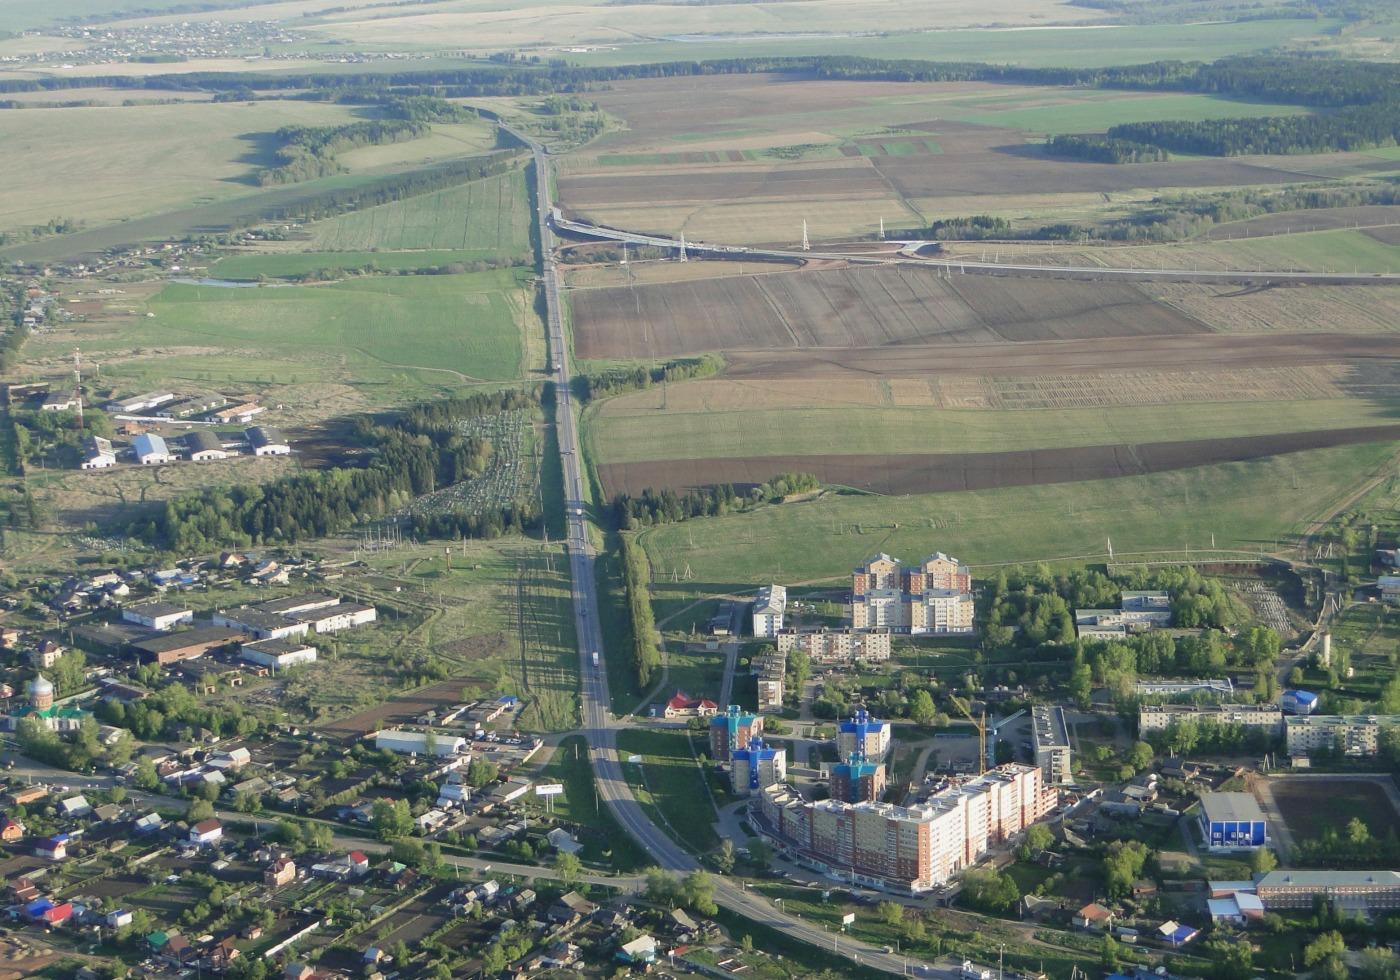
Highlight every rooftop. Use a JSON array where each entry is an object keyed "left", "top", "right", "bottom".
[
  {"left": 1285, "top": 713, "right": 1400, "bottom": 727},
  {"left": 131, "top": 626, "right": 245, "bottom": 655},
  {"left": 1199, "top": 792, "right": 1267, "bottom": 824}
]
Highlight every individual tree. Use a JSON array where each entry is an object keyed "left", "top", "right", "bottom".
[
  {"left": 1305, "top": 932, "right": 1346, "bottom": 968},
  {"left": 372, "top": 798, "right": 413, "bottom": 841},
  {"left": 1250, "top": 847, "right": 1277, "bottom": 874},
  {"left": 714, "top": 838, "right": 736, "bottom": 873},
  {"left": 878, "top": 900, "right": 905, "bottom": 928},
  {"left": 554, "top": 850, "right": 582, "bottom": 884},
  {"left": 909, "top": 690, "right": 937, "bottom": 727},
  {"left": 187, "top": 799, "right": 215, "bottom": 822},
  {"left": 467, "top": 758, "right": 500, "bottom": 787},
  {"left": 1128, "top": 741, "right": 1154, "bottom": 772},
  {"left": 681, "top": 870, "right": 717, "bottom": 916},
  {"left": 1069, "top": 655, "right": 1093, "bottom": 709}
]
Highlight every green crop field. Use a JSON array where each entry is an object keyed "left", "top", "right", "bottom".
[
  {"left": 1126, "top": 229, "right": 1400, "bottom": 275},
  {"left": 635, "top": 440, "right": 1400, "bottom": 585},
  {"left": 939, "top": 91, "right": 1309, "bottom": 135},
  {"left": 302, "top": 169, "right": 533, "bottom": 254},
  {"left": 587, "top": 397, "right": 1400, "bottom": 465},
  {"left": 211, "top": 249, "right": 516, "bottom": 279},
  {"left": 86, "top": 270, "right": 531, "bottom": 391}
]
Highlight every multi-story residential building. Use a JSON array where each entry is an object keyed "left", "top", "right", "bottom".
[
  {"left": 1285, "top": 714, "right": 1400, "bottom": 757},
  {"left": 730, "top": 739, "right": 786, "bottom": 796},
  {"left": 1138, "top": 703, "right": 1283, "bottom": 735},
  {"left": 1380, "top": 576, "right": 1400, "bottom": 605},
  {"left": 710, "top": 705, "right": 763, "bottom": 763},
  {"left": 752, "top": 585, "right": 787, "bottom": 638},
  {"left": 849, "top": 553, "right": 974, "bottom": 635},
  {"left": 1032, "top": 705, "right": 1072, "bottom": 784},
  {"left": 837, "top": 710, "right": 891, "bottom": 761},
  {"left": 776, "top": 628, "right": 891, "bottom": 664},
  {"left": 755, "top": 764, "right": 1049, "bottom": 894},
  {"left": 753, "top": 650, "right": 786, "bottom": 712},
  {"left": 830, "top": 756, "right": 886, "bottom": 803}
]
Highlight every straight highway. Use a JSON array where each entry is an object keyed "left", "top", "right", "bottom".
[{"left": 523, "top": 135, "right": 927, "bottom": 976}]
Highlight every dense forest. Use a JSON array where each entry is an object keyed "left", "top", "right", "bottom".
[
  {"left": 1105, "top": 101, "right": 1400, "bottom": 156},
  {"left": 613, "top": 472, "right": 821, "bottom": 529},
  {"left": 1047, "top": 134, "right": 1169, "bottom": 163},
  {"left": 138, "top": 389, "right": 539, "bottom": 551}
]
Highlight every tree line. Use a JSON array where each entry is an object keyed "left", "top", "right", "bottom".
[
  {"left": 1104, "top": 100, "right": 1400, "bottom": 157},
  {"left": 613, "top": 472, "right": 821, "bottom": 529},
  {"left": 135, "top": 388, "right": 539, "bottom": 552},
  {"left": 256, "top": 118, "right": 430, "bottom": 185},
  {"left": 621, "top": 535, "right": 661, "bottom": 687},
  {"left": 574, "top": 353, "right": 724, "bottom": 402},
  {"left": 1047, "top": 134, "right": 1169, "bottom": 163}
]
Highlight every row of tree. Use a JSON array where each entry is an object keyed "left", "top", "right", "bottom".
[
  {"left": 1104, "top": 100, "right": 1400, "bottom": 157},
  {"left": 612, "top": 472, "right": 820, "bottom": 529},
  {"left": 621, "top": 535, "right": 661, "bottom": 687},
  {"left": 137, "top": 389, "right": 538, "bottom": 552},
  {"left": 1047, "top": 134, "right": 1170, "bottom": 163},
  {"left": 574, "top": 353, "right": 724, "bottom": 402}
]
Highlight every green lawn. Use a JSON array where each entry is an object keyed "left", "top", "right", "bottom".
[
  {"left": 137, "top": 269, "right": 529, "bottom": 383},
  {"left": 615, "top": 728, "right": 721, "bottom": 853},
  {"left": 587, "top": 397, "right": 1400, "bottom": 465},
  {"left": 532, "top": 735, "right": 648, "bottom": 870},
  {"left": 303, "top": 169, "right": 533, "bottom": 254},
  {"left": 636, "top": 440, "right": 1400, "bottom": 584},
  {"left": 211, "top": 249, "right": 517, "bottom": 280}
]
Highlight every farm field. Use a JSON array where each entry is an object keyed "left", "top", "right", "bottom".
[
  {"left": 587, "top": 397, "right": 1400, "bottom": 466},
  {"left": 0, "top": 101, "right": 496, "bottom": 234},
  {"left": 597, "top": 424, "right": 1400, "bottom": 498},
  {"left": 300, "top": 168, "right": 533, "bottom": 254},
  {"left": 568, "top": 266, "right": 1206, "bottom": 360},
  {"left": 136, "top": 270, "right": 527, "bottom": 383},
  {"left": 1199, "top": 205, "right": 1400, "bottom": 241},
  {"left": 632, "top": 439, "right": 1400, "bottom": 584}
]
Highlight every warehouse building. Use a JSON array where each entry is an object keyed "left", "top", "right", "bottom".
[
  {"left": 81, "top": 435, "right": 116, "bottom": 469},
  {"left": 247, "top": 425, "right": 291, "bottom": 456},
  {"left": 131, "top": 626, "right": 245, "bottom": 665},
  {"left": 132, "top": 433, "right": 174, "bottom": 466},
  {"left": 183, "top": 430, "right": 230, "bottom": 462},
  {"left": 239, "top": 637, "right": 318, "bottom": 671},
  {"left": 122, "top": 601, "right": 193, "bottom": 632},
  {"left": 375, "top": 729, "right": 467, "bottom": 757},
  {"left": 1198, "top": 792, "right": 1268, "bottom": 852},
  {"left": 291, "top": 602, "right": 377, "bottom": 634},
  {"left": 212, "top": 607, "right": 310, "bottom": 641}
]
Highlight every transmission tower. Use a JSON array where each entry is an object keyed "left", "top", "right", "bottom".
[
  {"left": 879, "top": 217, "right": 885, "bottom": 240},
  {"left": 678, "top": 234, "right": 687, "bottom": 263},
  {"left": 620, "top": 242, "right": 628, "bottom": 266},
  {"left": 801, "top": 220, "right": 810, "bottom": 252}
]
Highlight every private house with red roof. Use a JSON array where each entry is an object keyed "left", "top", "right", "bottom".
[{"left": 664, "top": 691, "right": 719, "bottom": 719}]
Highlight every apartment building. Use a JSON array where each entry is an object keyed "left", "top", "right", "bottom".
[
  {"left": 753, "top": 650, "right": 786, "bottom": 712},
  {"left": 710, "top": 705, "right": 763, "bottom": 763},
  {"left": 1032, "top": 704, "right": 1072, "bottom": 784},
  {"left": 776, "top": 628, "right": 892, "bottom": 664},
  {"left": 731, "top": 739, "right": 786, "bottom": 797},
  {"left": 1138, "top": 703, "right": 1283, "bottom": 735},
  {"left": 755, "top": 764, "right": 1049, "bottom": 894},
  {"left": 1285, "top": 714, "right": 1400, "bottom": 757},
  {"left": 837, "top": 709, "right": 891, "bottom": 761},
  {"left": 830, "top": 756, "right": 886, "bottom": 803},
  {"left": 752, "top": 585, "right": 787, "bottom": 638},
  {"left": 849, "top": 553, "right": 974, "bottom": 635},
  {"left": 1076, "top": 591, "right": 1172, "bottom": 639}
]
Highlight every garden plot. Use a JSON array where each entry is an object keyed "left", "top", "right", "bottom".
[{"left": 399, "top": 409, "right": 533, "bottom": 522}]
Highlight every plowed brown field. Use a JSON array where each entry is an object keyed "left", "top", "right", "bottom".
[
  {"left": 599, "top": 424, "right": 1400, "bottom": 498},
  {"left": 570, "top": 266, "right": 1205, "bottom": 359}
]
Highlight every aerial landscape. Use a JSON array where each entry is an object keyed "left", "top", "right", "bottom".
[{"left": 1, "top": 0, "right": 1400, "bottom": 977}]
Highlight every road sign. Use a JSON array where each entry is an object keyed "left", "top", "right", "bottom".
[
  {"left": 841, "top": 913, "right": 856, "bottom": 926},
  {"left": 627, "top": 754, "right": 643, "bottom": 763},
  {"left": 535, "top": 784, "right": 564, "bottom": 797}
]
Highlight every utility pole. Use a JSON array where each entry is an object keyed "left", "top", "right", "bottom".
[{"left": 802, "top": 220, "right": 810, "bottom": 252}]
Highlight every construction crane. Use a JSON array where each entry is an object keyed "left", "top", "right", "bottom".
[{"left": 947, "top": 693, "right": 987, "bottom": 775}]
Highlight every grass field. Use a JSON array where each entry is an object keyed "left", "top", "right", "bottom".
[
  {"left": 531, "top": 735, "right": 648, "bottom": 869},
  {"left": 1268, "top": 777, "right": 1400, "bottom": 842},
  {"left": 587, "top": 397, "right": 1400, "bottom": 466},
  {"left": 1312, "top": 603, "right": 1400, "bottom": 700},
  {"left": 1089, "top": 229, "right": 1400, "bottom": 275},
  {"left": 634, "top": 440, "right": 1400, "bottom": 584},
  {"left": 210, "top": 249, "right": 517, "bottom": 279},
  {"left": 133, "top": 270, "right": 528, "bottom": 383},
  {"left": 615, "top": 728, "right": 721, "bottom": 854},
  {"left": 0, "top": 101, "right": 495, "bottom": 233},
  {"left": 302, "top": 169, "right": 533, "bottom": 254}
]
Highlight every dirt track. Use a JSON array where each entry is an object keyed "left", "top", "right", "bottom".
[{"left": 598, "top": 424, "right": 1400, "bottom": 498}]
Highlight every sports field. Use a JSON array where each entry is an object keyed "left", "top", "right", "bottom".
[{"left": 634, "top": 439, "right": 1399, "bottom": 583}]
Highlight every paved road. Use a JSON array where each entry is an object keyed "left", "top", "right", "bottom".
[
  {"left": 552, "top": 211, "right": 1400, "bottom": 286},
  {"left": 522, "top": 135, "right": 927, "bottom": 976}
]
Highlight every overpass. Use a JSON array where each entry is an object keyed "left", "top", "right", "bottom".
[{"left": 550, "top": 209, "right": 1400, "bottom": 287}]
